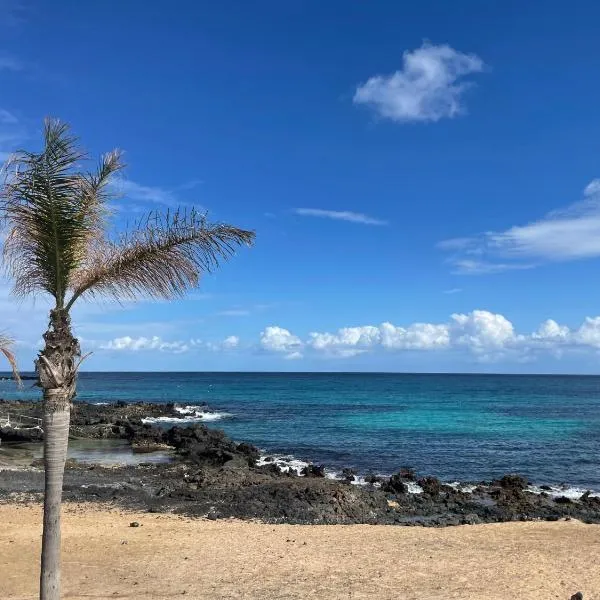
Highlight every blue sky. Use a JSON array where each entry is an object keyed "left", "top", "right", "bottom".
[{"left": 2, "top": 0, "right": 600, "bottom": 372}]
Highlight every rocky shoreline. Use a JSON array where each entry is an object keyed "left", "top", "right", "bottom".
[{"left": 1, "top": 399, "right": 600, "bottom": 526}]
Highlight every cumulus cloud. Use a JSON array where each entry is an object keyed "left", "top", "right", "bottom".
[
  {"left": 353, "top": 42, "right": 485, "bottom": 123},
  {"left": 265, "top": 310, "right": 600, "bottom": 363},
  {"left": 260, "top": 326, "right": 303, "bottom": 359},
  {"left": 101, "top": 336, "right": 189, "bottom": 353},
  {"left": 221, "top": 335, "right": 240, "bottom": 349},
  {"left": 440, "top": 179, "right": 600, "bottom": 273},
  {"left": 294, "top": 208, "right": 388, "bottom": 226}
]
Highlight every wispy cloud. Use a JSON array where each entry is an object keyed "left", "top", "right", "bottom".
[
  {"left": 440, "top": 179, "right": 600, "bottom": 274},
  {"left": 294, "top": 208, "right": 388, "bottom": 226},
  {"left": 0, "top": 108, "right": 17, "bottom": 124},
  {"left": 0, "top": 111, "right": 26, "bottom": 162},
  {"left": 217, "top": 309, "right": 251, "bottom": 317},
  {"left": 353, "top": 42, "right": 485, "bottom": 124},
  {"left": 0, "top": 1, "right": 27, "bottom": 28},
  {"left": 109, "top": 177, "right": 202, "bottom": 210},
  {"left": 0, "top": 55, "right": 22, "bottom": 71},
  {"left": 443, "top": 288, "right": 462, "bottom": 295}
]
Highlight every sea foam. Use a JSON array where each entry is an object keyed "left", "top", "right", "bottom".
[
  {"left": 256, "top": 454, "right": 310, "bottom": 475},
  {"left": 141, "top": 404, "right": 232, "bottom": 425}
]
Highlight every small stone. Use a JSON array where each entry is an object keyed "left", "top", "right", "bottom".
[
  {"left": 570, "top": 593, "right": 583, "bottom": 600},
  {"left": 129, "top": 521, "right": 140, "bottom": 528}
]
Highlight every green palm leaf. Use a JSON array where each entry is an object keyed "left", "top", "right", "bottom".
[{"left": 1, "top": 119, "right": 124, "bottom": 306}]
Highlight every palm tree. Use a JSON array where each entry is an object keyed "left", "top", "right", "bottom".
[
  {"left": 0, "top": 333, "right": 20, "bottom": 384},
  {"left": 0, "top": 119, "right": 255, "bottom": 600}
]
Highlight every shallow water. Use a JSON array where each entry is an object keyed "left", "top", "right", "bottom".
[
  {"left": 2, "top": 372, "right": 600, "bottom": 487},
  {"left": 0, "top": 439, "right": 173, "bottom": 467}
]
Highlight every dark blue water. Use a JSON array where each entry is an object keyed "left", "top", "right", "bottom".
[{"left": 2, "top": 372, "right": 600, "bottom": 488}]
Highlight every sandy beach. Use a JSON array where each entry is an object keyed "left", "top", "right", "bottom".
[{"left": 1, "top": 503, "right": 598, "bottom": 600}]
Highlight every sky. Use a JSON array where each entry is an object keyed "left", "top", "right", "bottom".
[{"left": 2, "top": 0, "right": 600, "bottom": 373}]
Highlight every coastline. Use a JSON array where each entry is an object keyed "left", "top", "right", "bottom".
[
  {"left": 1, "top": 502, "right": 594, "bottom": 599},
  {"left": 2, "top": 399, "right": 600, "bottom": 526}
]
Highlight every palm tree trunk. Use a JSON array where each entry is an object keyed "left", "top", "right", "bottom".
[
  {"left": 37, "top": 309, "right": 80, "bottom": 600},
  {"left": 40, "top": 396, "right": 70, "bottom": 600}
]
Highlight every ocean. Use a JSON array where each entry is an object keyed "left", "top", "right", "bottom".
[{"left": 2, "top": 372, "right": 600, "bottom": 489}]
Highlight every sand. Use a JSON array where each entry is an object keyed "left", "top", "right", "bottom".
[{"left": 1, "top": 503, "right": 598, "bottom": 600}]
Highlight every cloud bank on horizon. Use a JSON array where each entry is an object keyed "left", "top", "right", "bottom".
[{"left": 90, "top": 310, "right": 600, "bottom": 369}]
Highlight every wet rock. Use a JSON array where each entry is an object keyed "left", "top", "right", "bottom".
[
  {"left": 0, "top": 424, "right": 43, "bottom": 442},
  {"left": 417, "top": 477, "right": 442, "bottom": 496},
  {"left": 165, "top": 425, "right": 238, "bottom": 466},
  {"left": 236, "top": 442, "right": 260, "bottom": 464},
  {"left": 342, "top": 468, "right": 356, "bottom": 483},
  {"left": 364, "top": 472, "right": 382, "bottom": 485},
  {"left": 493, "top": 474, "right": 528, "bottom": 490},
  {"left": 301, "top": 464, "right": 326, "bottom": 478},
  {"left": 382, "top": 474, "right": 408, "bottom": 495},
  {"left": 397, "top": 467, "right": 416, "bottom": 481},
  {"left": 554, "top": 496, "right": 572, "bottom": 505}
]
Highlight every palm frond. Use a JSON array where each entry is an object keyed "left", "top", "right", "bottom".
[
  {"left": 0, "top": 119, "right": 123, "bottom": 307},
  {"left": 0, "top": 333, "right": 21, "bottom": 385},
  {"left": 66, "top": 209, "right": 255, "bottom": 308}
]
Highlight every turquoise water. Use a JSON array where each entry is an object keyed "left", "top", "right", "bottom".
[{"left": 2, "top": 372, "right": 600, "bottom": 488}]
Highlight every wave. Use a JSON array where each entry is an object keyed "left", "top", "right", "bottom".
[
  {"left": 527, "top": 484, "right": 600, "bottom": 499},
  {"left": 142, "top": 404, "right": 232, "bottom": 425},
  {"left": 254, "top": 460, "right": 600, "bottom": 499},
  {"left": 256, "top": 454, "right": 310, "bottom": 475}
]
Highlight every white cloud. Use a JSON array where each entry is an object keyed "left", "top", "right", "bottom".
[
  {"left": 109, "top": 177, "right": 200, "bottom": 210},
  {"left": 443, "top": 288, "right": 462, "bottom": 295},
  {"left": 533, "top": 319, "right": 570, "bottom": 342},
  {"left": 0, "top": 109, "right": 17, "bottom": 124},
  {"left": 380, "top": 322, "right": 450, "bottom": 350},
  {"left": 309, "top": 325, "right": 380, "bottom": 356},
  {"left": 450, "top": 310, "right": 516, "bottom": 351},
  {"left": 441, "top": 180, "right": 600, "bottom": 273},
  {"left": 269, "top": 310, "right": 600, "bottom": 363},
  {"left": 190, "top": 335, "right": 242, "bottom": 352},
  {"left": 353, "top": 42, "right": 485, "bottom": 123},
  {"left": 101, "top": 336, "right": 189, "bottom": 353},
  {"left": 573, "top": 317, "right": 600, "bottom": 349},
  {"left": 294, "top": 208, "right": 388, "bottom": 226},
  {"left": 221, "top": 335, "right": 240, "bottom": 349},
  {"left": 0, "top": 118, "right": 27, "bottom": 163},
  {"left": 0, "top": 55, "right": 22, "bottom": 71},
  {"left": 260, "top": 326, "right": 303, "bottom": 359},
  {"left": 217, "top": 309, "right": 251, "bottom": 317}
]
